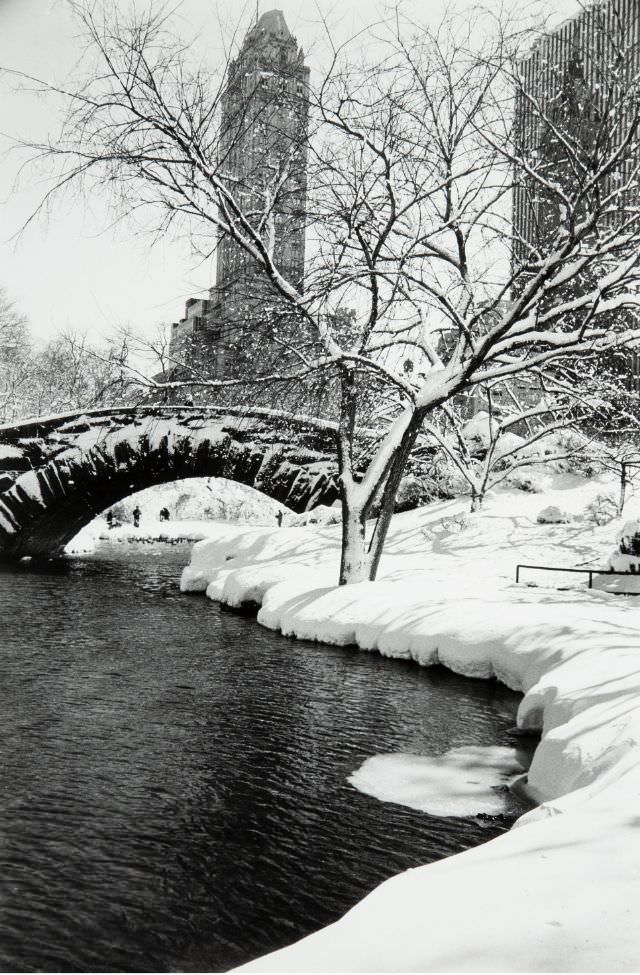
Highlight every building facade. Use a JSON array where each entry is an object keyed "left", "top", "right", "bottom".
[
  {"left": 170, "top": 9, "right": 309, "bottom": 380},
  {"left": 513, "top": 0, "right": 640, "bottom": 261},
  {"left": 512, "top": 0, "right": 640, "bottom": 392}
]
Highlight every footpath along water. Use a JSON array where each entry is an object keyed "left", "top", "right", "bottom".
[{"left": 0, "top": 542, "right": 533, "bottom": 972}]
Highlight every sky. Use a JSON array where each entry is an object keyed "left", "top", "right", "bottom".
[{"left": 0, "top": 0, "right": 583, "bottom": 344}]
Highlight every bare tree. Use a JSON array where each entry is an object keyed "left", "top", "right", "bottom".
[
  {"left": 422, "top": 358, "right": 638, "bottom": 511},
  {"left": 28, "top": 330, "right": 135, "bottom": 415},
  {"left": 10, "top": 2, "right": 640, "bottom": 583},
  {"left": 0, "top": 289, "right": 33, "bottom": 422},
  {"left": 0, "top": 287, "right": 138, "bottom": 422}
]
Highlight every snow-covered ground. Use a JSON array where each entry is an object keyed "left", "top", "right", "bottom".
[
  {"left": 65, "top": 477, "right": 341, "bottom": 554},
  {"left": 177, "top": 472, "right": 640, "bottom": 972},
  {"left": 65, "top": 518, "right": 224, "bottom": 553},
  {"left": 104, "top": 476, "right": 288, "bottom": 526}
]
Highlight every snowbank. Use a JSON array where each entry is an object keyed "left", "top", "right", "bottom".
[
  {"left": 65, "top": 518, "right": 226, "bottom": 554},
  {"left": 240, "top": 789, "right": 640, "bottom": 973},
  {"left": 178, "top": 475, "right": 640, "bottom": 972},
  {"left": 598, "top": 518, "right": 640, "bottom": 593}
]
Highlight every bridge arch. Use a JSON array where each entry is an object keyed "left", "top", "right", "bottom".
[{"left": 0, "top": 408, "right": 339, "bottom": 557}]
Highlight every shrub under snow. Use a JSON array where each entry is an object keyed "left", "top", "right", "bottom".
[{"left": 536, "top": 505, "right": 572, "bottom": 524}]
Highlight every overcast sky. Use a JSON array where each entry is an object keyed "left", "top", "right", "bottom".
[{"left": 0, "top": 0, "right": 581, "bottom": 344}]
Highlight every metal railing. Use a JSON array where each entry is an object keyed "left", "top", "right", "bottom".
[{"left": 515, "top": 563, "right": 640, "bottom": 590}]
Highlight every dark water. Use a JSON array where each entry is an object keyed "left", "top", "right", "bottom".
[{"left": 0, "top": 543, "right": 533, "bottom": 972}]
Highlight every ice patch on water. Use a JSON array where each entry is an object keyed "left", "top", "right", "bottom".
[{"left": 348, "top": 745, "right": 525, "bottom": 817}]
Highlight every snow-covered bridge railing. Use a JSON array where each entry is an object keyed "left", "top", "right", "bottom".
[{"left": 0, "top": 406, "right": 339, "bottom": 557}]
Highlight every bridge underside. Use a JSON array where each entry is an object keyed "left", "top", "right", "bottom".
[{"left": 0, "top": 409, "right": 339, "bottom": 557}]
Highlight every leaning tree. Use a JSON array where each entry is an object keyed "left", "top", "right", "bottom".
[{"left": 10, "top": 1, "right": 640, "bottom": 582}]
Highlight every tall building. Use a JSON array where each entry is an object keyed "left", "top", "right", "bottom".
[
  {"left": 513, "top": 0, "right": 640, "bottom": 257},
  {"left": 512, "top": 0, "right": 640, "bottom": 389},
  {"left": 170, "top": 9, "right": 309, "bottom": 378}
]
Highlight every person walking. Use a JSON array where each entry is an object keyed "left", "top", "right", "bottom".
[{"left": 132, "top": 506, "right": 142, "bottom": 528}]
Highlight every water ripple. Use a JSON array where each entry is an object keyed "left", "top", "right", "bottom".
[{"left": 0, "top": 544, "right": 533, "bottom": 971}]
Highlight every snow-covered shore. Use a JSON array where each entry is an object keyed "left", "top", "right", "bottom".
[
  {"left": 64, "top": 476, "right": 340, "bottom": 555},
  {"left": 65, "top": 518, "right": 224, "bottom": 553},
  {"left": 179, "top": 474, "right": 640, "bottom": 972}
]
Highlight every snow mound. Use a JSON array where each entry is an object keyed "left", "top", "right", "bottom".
[
  {"left": 597, "top": 518, "right": 640, "bottom": 591},
  {"left": 285, "top": 504, "right": 341, "bottom": 527},
  {"left": 617, "top": 518, "right": 640, "bottom": 550},
  {"left": 349, "top": 746, "right": 526, "bottom": 817},
  {"left": 494, "top": 431, "right": 526, "bottom": 458},
  {"left": 459, "top": 414, "right": 525, "bottom": 459},
  {"left": 608, "top": 550, "right": 640, "bottom": 574},
  {"left": 460, "top": 411, "right": 497, "bottom": 448},
  {"left": 537, "top": 504, "right": 572, "bottom": 524},
  {"left": 503, "top": 467, "right": 549, "bottom": 493}
]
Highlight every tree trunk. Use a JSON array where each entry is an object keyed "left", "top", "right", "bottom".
[
  {"left": 470, "top": 489, "right": 483, "bottom": 512},
  {"left": 619, "top": 462, "right": 627, "bottom": 516},
  {"left": 367, "top": 413, "right": 423, "bottom": 581},
  {"left": 336, "top": 364, "right": 372, "bottom": 585},
  {"left": 339, "top": 503, "right": 370, "bottom": 585}
]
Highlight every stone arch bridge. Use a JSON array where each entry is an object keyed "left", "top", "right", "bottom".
[{"left": 0, "top": 406, "right": 339, "bottom": 557}]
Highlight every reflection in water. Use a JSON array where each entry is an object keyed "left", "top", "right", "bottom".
[{"left": 0, "top": 544, "right": 533, "bottom": 972}]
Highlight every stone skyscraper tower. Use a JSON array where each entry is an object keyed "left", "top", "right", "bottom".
[{"left": 170, "top": 10, "right": 309, "bottom": 378}]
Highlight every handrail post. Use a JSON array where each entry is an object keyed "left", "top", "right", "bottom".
[{"left": 512, "top": 563, "right": 640, "bottom": 590}]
